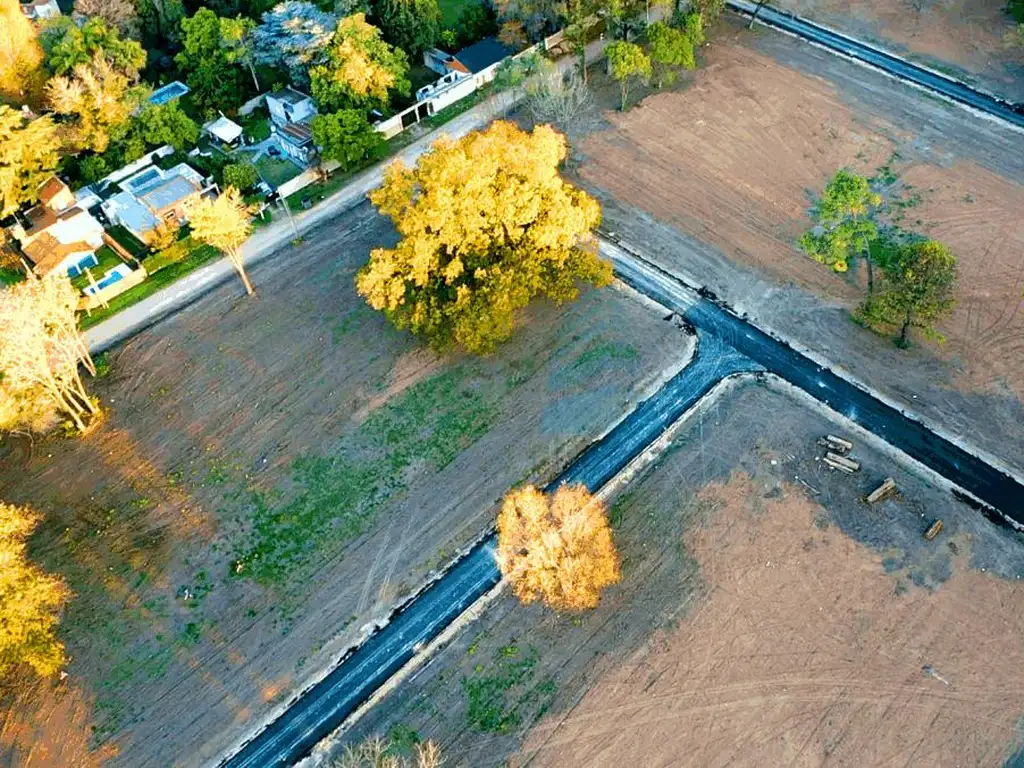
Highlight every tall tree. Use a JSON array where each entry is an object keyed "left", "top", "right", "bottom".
[
  {"left": 0, "top": 273, "right": 100, "bottom": 434},
  {"left": 358, "top": 122, "right": 610, "bottom": 353},
  {"left": 0, "top": 502, "right": 70, "bottom": 679},
  {"left": 863, "top": 239, "right": 958, "bottom": 347},
  {"left": 128, "top": 100, "right": 200, "bottom": 155},
  {"left": 526, "top": 60, "right": 591, "bottom": 131},
  {"left": 175, "top": 9, "right": 247, "bottom": 116},
  {"left": 799, "top": 169, "right": 883, "bottom": 296},
  {"left": 137, "top": 0, "right": 186, "bottom": 49},
  {"left": 73, "top": 0, "right": 142, "bottom": 40},
  {"left": 309, "top": 13, "right": 409, "bottom": 112},
  {"left": 47, "top": 56, "right": 144, "bottom": 153},
  {"left": 374, "top": 0, "right": 441, "bottom": 58},
  {"left": 0, "top": 107, "right": 60, "bottom": 218},
  {"left": 251, "top": 1, "right": 337, "bottom": 83},
  {"left": 40, "top": 17, "right": 147, "bottom": 78},
  {"left": 219, "top": 16, "right": 260, "bottom": 91},
  {"left": 0, "top": 0, "right": 46, "bottom": 105},
  {"left": 310, "top": 109, "right": 383, "bottom": 171},
  {"left": 606, "top": 40, "right": 651, "bottom": 111},
  {"left": 184, "top": 187, "right": 255, "bottom": 295},
  {"left": 496, "top": 484, "right": 621, "bottom": 612},
  {"left": 647, "top": 20, "right": 695, "bottom": 87}
]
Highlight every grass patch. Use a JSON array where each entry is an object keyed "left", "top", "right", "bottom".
[
  {"left": 255, "top": 154, "right": 303, "bottom": 188},
  {"left": 231, "top": 368, "right": 498, "bottom": 585},
  {"left": 573, "top": 341, "right": 639, "bottom": 369},
  {"left": 70, "top": 245, "right": 126, "bottom": 291},
  {"left": 462, "top": 644, "right": 557, "bottom": 733},
  {"left": 78, "top": 243, "right": 221, "bottom": 330},
  {"left": 0, "top": 266, "right": 25, "bottom": 285},
  {"left": 107, "top": 225, "right": 148, "bottom": 260}
]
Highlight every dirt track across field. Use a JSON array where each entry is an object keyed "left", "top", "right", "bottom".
[
  {"left": 0, "top": 204, "right": 689, "bottom": 768},
  {"left": 772, "top": 0, "right": 1024, "bottom": 102},
  {"left": 345, "top": 382, "right": 1024, "bottom": 767},
  {"left": 572, "top": 20, "right": 1024, "bottom": 475}
]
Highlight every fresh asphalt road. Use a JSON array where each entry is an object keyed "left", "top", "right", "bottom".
[
  {"left": 223, "top": 244, "right": 1024, "bottom": 768},
  {"left": 222, "top": 328, "right": 759, "bottom": 768},
  {"left": 727, "top": 0, "right": 1024, "bottom": 129}
]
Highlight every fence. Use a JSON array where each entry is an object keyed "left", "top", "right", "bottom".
[{"left": 78, "top": 266, "right": 148, "bottom": 312}]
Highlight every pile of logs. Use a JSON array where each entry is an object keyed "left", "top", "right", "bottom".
[{"left": 818, "top": 435, "right": 860, "bottom": 473}]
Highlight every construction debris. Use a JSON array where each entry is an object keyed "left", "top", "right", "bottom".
[
  {"left": 817, "top": 435, "right": 853, "bottom": 455},
  {"left": 924, "top": 519, "right": 943, "bottom": 541},
  {"left": 823, "top": 451, "right": 860, "bottom": 473},
  {"left": 866, "top": 477, "right": 897, "bottom": 504}
]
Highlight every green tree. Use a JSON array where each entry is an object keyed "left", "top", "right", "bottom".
[
  {"left": 862, "top": 239, "right": 958, "bottom": 347},
  {"left": 223, "top": 161, "right": 259, "bottom": 190},
  {"left": 310, "top": 109, "right": 383, "bottom": 171},
  {"left": 0, "top": 0, "right": 46, "bottom": 105},
  {"left": 175, "top": 9, "right": 247, "bottom": 116},
  {"left": 682, "top": 10, "right": 705, "bottom": 45},
  {"left": 47, "top": 56, "right": 145, "bottom": 153},
  {"left": 799, "top": 169, "right": 883, "bottom": 295},
  {"left": 40, "top": 17, "right": 146, "bottom": 78},
  {"left": 129, "top": 100, "right": 200, "bottom": 154},
  {"left": 358, "top": 122, "right": 611, "bottom": 353},
  {"left": 647, "top": 20, "right": 694, "bottom": 87},
  {"left": 220, "top": 16, "right": 260, "bottom": 91},
  {"left": 0, "top": 502, "right": 70, "bottom": 679},
  {"left": 0, "top": 107, "right": 60, "bottom": 217},
  {"left": 606, "top": 40, "right": 651, "bottom": 111},
  {"left": 137, "top": 0, "right": 186, "bottom": 49},
  {"left": 251, "top": 1, "right": 337, "bottom": 83},
  {"left": 310, "top": 13, "right": 410, "bottom": 112},
  {"left": 375, "top": 0, "right": 441, "bottom": 57}
]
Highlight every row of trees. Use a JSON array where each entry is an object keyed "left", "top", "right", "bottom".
[{"left": 801, "top": 169, "right": 959, "bottom": 347}]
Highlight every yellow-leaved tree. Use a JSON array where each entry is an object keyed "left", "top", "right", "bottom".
[
  {"left": 496, "top": 484, "right": 621, "bottom": 612},
  {"left": 0, "top": 272, "right": 100, "bottom": 435},
  {"left": 0, "top": 106, "right": 61, "bottom": 218},
  {"left": 0, "top": 0, "right": 45, "bottom": 105},
  {"left": 358, "top": 121, "right": 611, "bottom": 354},
  {"left": 184, "top": 187, "right": 255, "bottom": 295},
  {"left": 0, "top": 501, "right": 70, "bottom": 679}
]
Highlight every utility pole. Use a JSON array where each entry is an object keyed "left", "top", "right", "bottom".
[{"left": 748, "top": 0, "right": 767, "bottom": 28}]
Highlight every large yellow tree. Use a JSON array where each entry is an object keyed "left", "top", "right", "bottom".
[
  {"left": 358, "top": 121, "right": 611, "bottom": 354},
  {"left": 184, "top": 187, "right": 255, "bottom": 295},
  {"left": 0, "top": 502, "right": 70, "bottom": 679},
  {"left": 0, "top": 106, "right": 61, "bottom": 218},
  {"left": 46, "top": 55, "right": 143, "bottom": 153},
  {"left": 0, "top": 0, "right": 45, "bottom": 105},
  {"left": 496, "top": 484, "right": 621, "bottom": 612}
]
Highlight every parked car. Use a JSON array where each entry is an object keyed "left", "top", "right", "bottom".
[{"left": 267, "top": 145, "right": 281, "bottom": 157}]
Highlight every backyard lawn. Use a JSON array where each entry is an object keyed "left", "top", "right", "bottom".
[{"left": 255, "top": 154, "right": 303, "bottom": 188}]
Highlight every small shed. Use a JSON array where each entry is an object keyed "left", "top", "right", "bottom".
[
  {"left": 204, "top": 115, "right": 244, "bottom": 147},
  {"left": 447, "top": 37, "right": 516, "bottom": 82}
]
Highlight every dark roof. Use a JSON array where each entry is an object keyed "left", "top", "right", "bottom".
[
  {"left": 279, "top": 122, "right": 313, "bottom": 146},
  {"left": 269, "top": 87, "right": 312, "bottom": 106},
  {"left": 22, "top": 233, "right": 92, "bottom": 275},
  {"left": 37, "top": 177, "right": 69, "bottom": 207},
  {"left": 451, "top": 37, "right": 516, "bottom": 75}
]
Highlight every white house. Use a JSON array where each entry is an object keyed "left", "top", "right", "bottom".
[
  {"left": 266, "top": 88, "right": 318, "bottom": 164},
  {"left": 8, "top": 178, "right": 105, "bottom": 277},
  {"left": 203, "top": 115, "right": 244, "bottom": 148},
  {"left": 101, "top": 161, "right": 214, "bottom": 244},
  {"left": 20, "top": 0, "right": 60, "bottom": 21}
]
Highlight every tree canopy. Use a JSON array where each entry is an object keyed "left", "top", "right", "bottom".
[
  {"left": 175, "top": 9, "right": 248, "bottom": 115},
  {"left": 0, "top": 502, "right": 70, "bottom": 679},
  {"left": 310, "top": 13, "right": 409, "bottom": 111},
  {"left": 40, "top": 16, "right": 146, "bottom": 78},
  {"left": 358, "top": 121, "right": 610, "bottom": 354},
  {"left": 0, "top": 0, "right": 45, "bottom": 105},
  {"left": 374, "top": 0, "right": 442, "bottom": 58},
  {"left": 47, "top": 56, "right": 144, "bottom": 153},
  {"left": 647, "top": 21, "right": 695, "bottom": 87},
  {"left": 251, "top": 1, "right": 337, "bottom": 82},
  {"left": 184, "top": 187, "right": 255, "bottom": 294},
  {"left": 799, "top": 169, "right": 881, "bottom": 283},
  {"left": 223, "top": 161, "right": 260, "bottom": 190},
  {"left": 605, "top": 40, "right": 651, "bottom": 110},
  {"left": 862, "top": 239, "right": 958, "bottom": 346},
  {"left": 73, "top": 0, "right": 142, "bottom": 40},
  {"left": 310, "top": 109, "right": 383, "bottom": 172},
  {"left": 496, "top": 484, "right": 621, "bottom": 611},
  {"left": 0, "top": 107, "right": 60, "bottom": 218}
]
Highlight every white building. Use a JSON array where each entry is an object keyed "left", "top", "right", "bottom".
[
  {"left": 266, "top": 88, "right": 318, "bottom": 164},
  {"left": 20, "top": 0, "right": 60, "bottom": 21},
  {"left": 8, "top": 178, "right": 105, "bottom": 277}
]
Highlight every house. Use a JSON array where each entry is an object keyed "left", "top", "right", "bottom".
[
  {"left": 445, "top": 37, "right": 516, "bottom": 86},
  {"left": 101, "top": 161, "right": 215, "bottom": 244},
  {"left": 20, "top": 0, "right": 60, "bottom": 21},
  {"left": 149, "top": 81, "right": 190, "bottom": 106},
  {"left": 203, "top": 115, "right": 244, "bottom": 148},
  {"left": 8, "top": 178, "right": 105, "bottom": 277},
  {"left": 266, "top": 88, "right": 318, "bottom": 164}
]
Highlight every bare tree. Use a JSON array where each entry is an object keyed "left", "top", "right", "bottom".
[
  {"left": 73, "top": 0, "right": 142, "bottom": 39},
  {"left": 331, "top": 738, "right": 441, "bottom": 768},
  {"left": 0, "top": 273, "right": 99, "bottom": 434},
  {"left": 526, "top": 64, "right": 591, "bottom": 133}
]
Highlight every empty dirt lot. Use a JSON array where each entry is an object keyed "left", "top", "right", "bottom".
[
  {"left": 346, "top": 380, "right": 1024, "bottom": 767},
  {"left": 772, "top": 0, "right": 1024, "bottom": 102},
  {"left": 0, "top": 203, "right": 691, "bottom": 767},
  {"left": 573, "top": 19, "right": 1024, "bottom": 474}
]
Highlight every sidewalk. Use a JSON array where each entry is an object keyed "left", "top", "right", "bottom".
[{"left": 84, "top": 32, "right": 621, "bottom": 355}]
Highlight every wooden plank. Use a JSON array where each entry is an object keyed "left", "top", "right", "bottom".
[{"left": 866, "top": 477, "right": 897, "bottom": 504}]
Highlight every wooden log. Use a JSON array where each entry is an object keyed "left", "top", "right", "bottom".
[
  {"left": 824, "top": 452, "right": 860, "bottom": 473},
  {"left": 817, "top": 435, "right": 853, "bottom": 455},
  {"left": 924, "top": 519, "right": 943, "bottom": 541},
  {"left": 867, "top": 477, "right": 897, "bottom": 504}
]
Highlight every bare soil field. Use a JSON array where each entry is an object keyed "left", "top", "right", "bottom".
[
  {"left": 0, "top": 203, "right": 690, "bottom": 767},
  {"left": 771, "top": 0, "right": 1024, "bottom": 102},
  {"left": 346, "top": 381, "right": 1024, "bottom": 767},
  {"left": 570, "top": 20, "right": 1024, "bottom": 474}
]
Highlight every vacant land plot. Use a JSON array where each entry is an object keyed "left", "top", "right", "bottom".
[
  {"left": 0, "top": 203, "right": 689, "bottom": 767},
  {"left": 572, "top": 20, "right": 1024, "bottom": 473},
  {"left": 346, "top": 381, "right": 1024, "bottom": 767},
  {"left": 772, "top": 0, "right": 1024, "bottom": 102}
]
